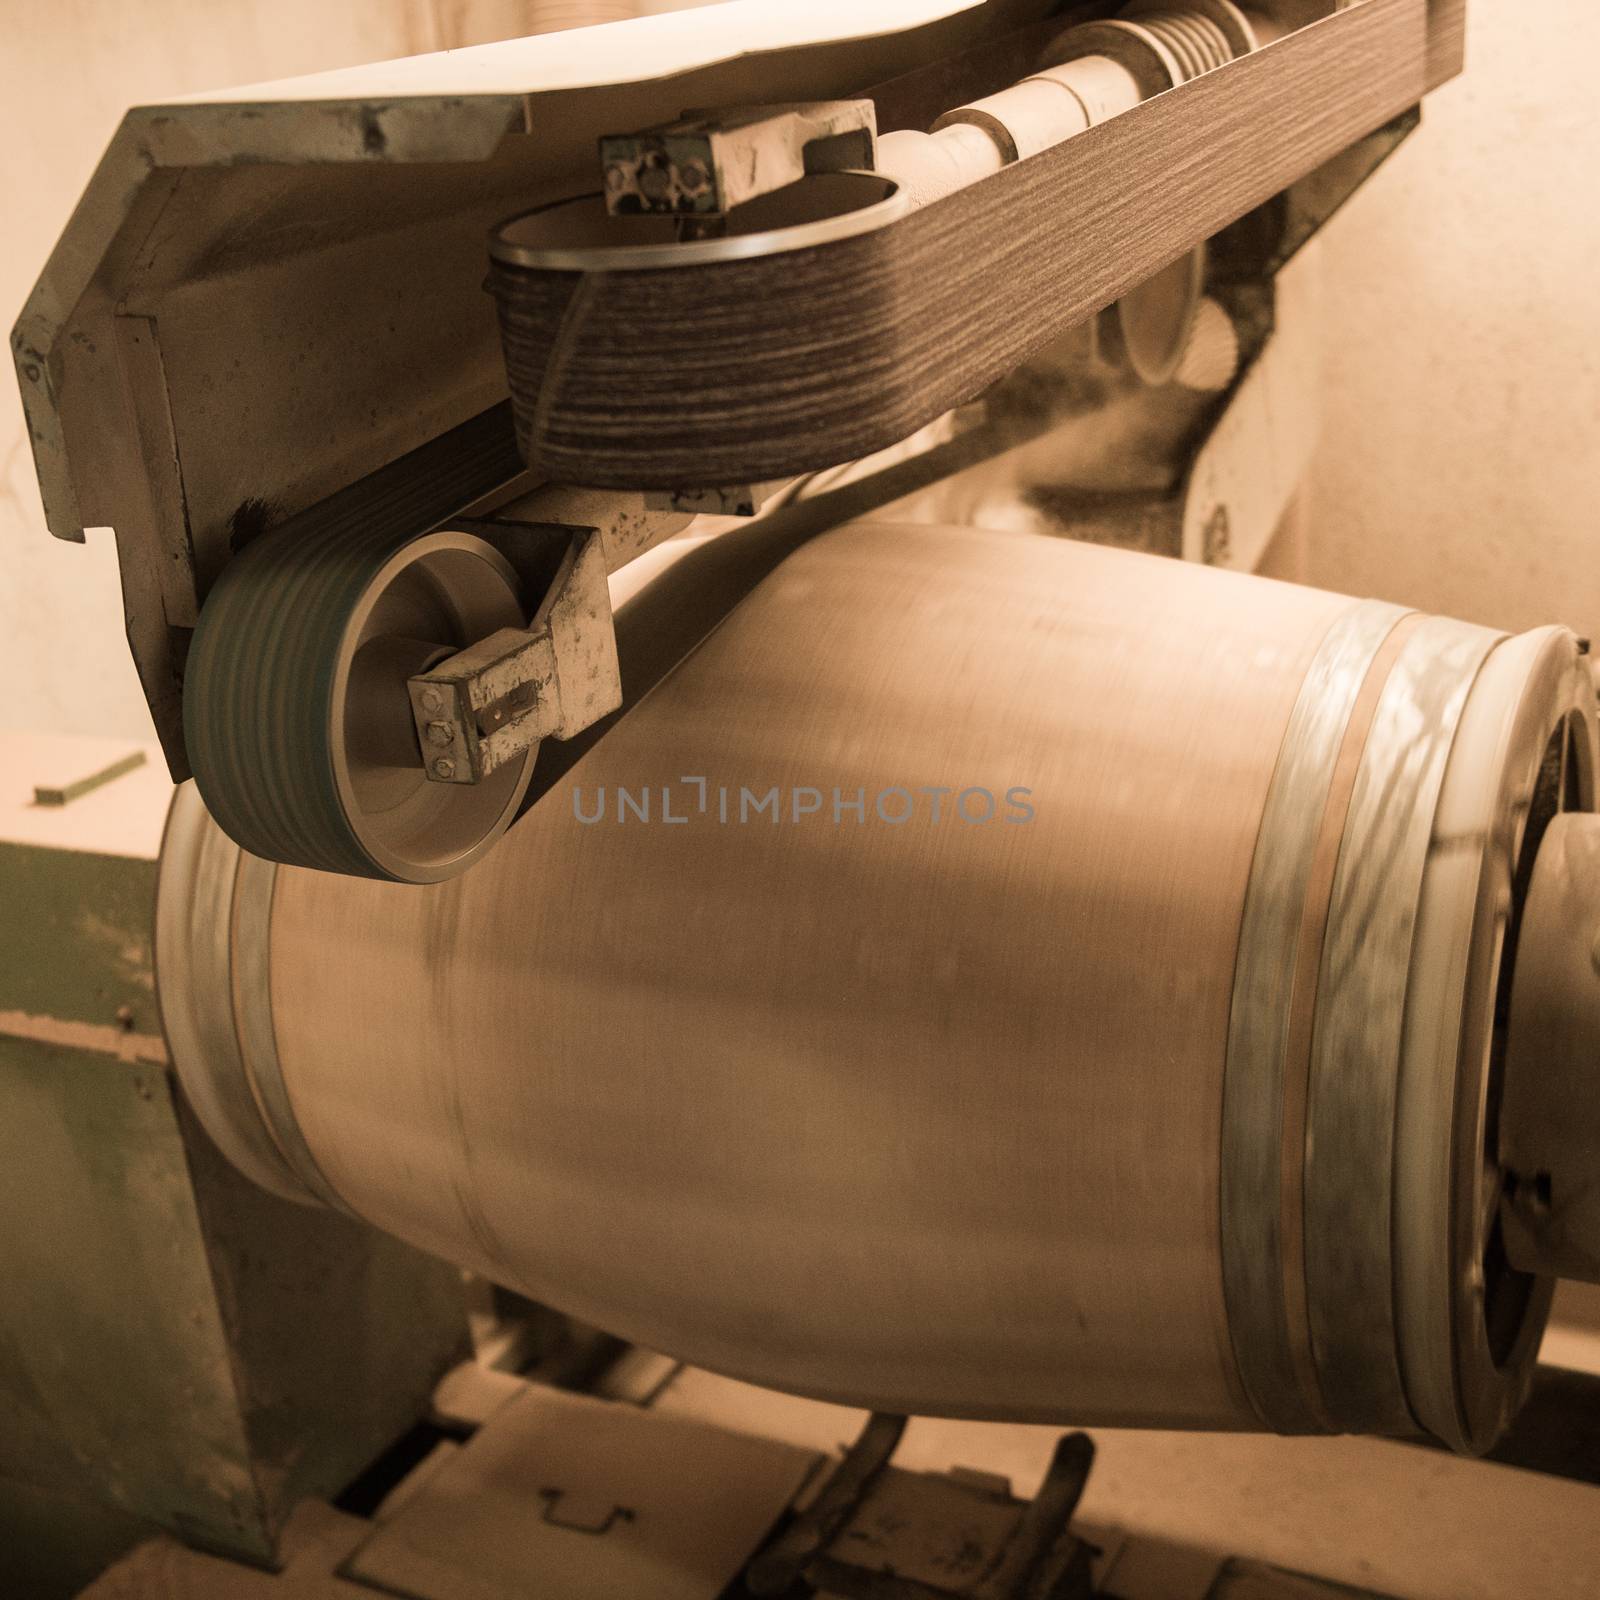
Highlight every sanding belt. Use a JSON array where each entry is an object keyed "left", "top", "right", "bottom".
[{"left": 488, "top": 0, "right": 1441, "bottom": 489}]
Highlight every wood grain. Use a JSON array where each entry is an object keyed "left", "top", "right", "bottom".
[
  {"left": 491, "top": 0, "right": 1439, "bottom": 488},
  {"left": 1425, "top": 0, "right": 1469, "bottom": 91}
]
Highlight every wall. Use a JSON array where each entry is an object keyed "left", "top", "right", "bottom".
[{"left": 1303, "top": 0, "right": 1600, "bottom": 635}]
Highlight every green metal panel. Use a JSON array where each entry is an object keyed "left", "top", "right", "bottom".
[
  {"left": 0, "top": 835, "right": 470, "bottom": 1573},
  {"left": 0, "top": 1032, "right": 267, "bottom": 1554},
  {"left": 0, "top": 841, "right": 160, "bottom": 1036},
  {"left": 0, "top": 1475, "right": 151, "bottom": 1600}
]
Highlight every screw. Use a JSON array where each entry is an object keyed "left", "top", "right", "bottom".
[
  {"left": 426, "top": 720, "right": 454, "bottom": 749},
  {"left": 433, "top": 757, "right": 456, "bottom": 780},
  {"left": 420, "top": 686, "right": 444, "bottom": 713}
]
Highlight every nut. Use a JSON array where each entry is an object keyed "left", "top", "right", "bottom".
[{"left": 433, "top": 757, "right": 457, "bottom": 780}]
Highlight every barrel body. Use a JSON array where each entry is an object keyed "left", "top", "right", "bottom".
[{"left": 159, "top": 521, "right": 1596, "bottom": 1448}]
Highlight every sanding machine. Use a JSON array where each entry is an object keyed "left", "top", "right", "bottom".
[{"left": 12, "top": 2, "right": 1600, "bottom": 1596}]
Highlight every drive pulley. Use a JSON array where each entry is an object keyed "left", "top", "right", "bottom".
[{"left": 184, "top": 514, "right": 617, "bottom": 883}]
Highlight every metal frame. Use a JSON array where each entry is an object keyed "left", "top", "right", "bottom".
[{"left": 11, "top": 0, "right": 1063, "bottom": 776}]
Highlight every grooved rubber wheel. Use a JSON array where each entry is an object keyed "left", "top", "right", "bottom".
[{"left": 185, "top": 522, "right": 534, "bottom": 883}]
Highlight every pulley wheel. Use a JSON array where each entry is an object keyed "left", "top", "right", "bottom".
[
  {"left": 1118, "top": 245, "right": 1207, "bottom": 386},
  {"left": 185, "top": 522, "right": 533, "bottom": 882}
]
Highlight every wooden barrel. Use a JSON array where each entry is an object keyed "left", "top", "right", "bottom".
[{"left": 158, "top": 521, "right": 1595, "bottom": 1451}]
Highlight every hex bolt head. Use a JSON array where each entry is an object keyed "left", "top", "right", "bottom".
[
  {"left": 420, "top": 686, "right": 444, "bottom": 713},
  {"left": 433, "top": 757, "right": 456, "bottom": 780},
  {"left": 426, "top": 721, "right": 454, "bottom": 749}
]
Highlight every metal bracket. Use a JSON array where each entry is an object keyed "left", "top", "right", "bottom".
[
  {"left": 408, "top": 525, "right": 620, "bottom": 786},
  {"left": 643, "top": 479, "right": 788, "bottom": 518},
  {"left": 746, "top": 1412, "right": 905, "bottom": 1596},
  {"left": 746, "top": 1414, "right": 1098, "bottom": 1600},
  {"left": 601, "top": 101, "right": 878, "bottom": 217}
]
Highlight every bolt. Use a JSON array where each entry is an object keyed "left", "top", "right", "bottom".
[
  {"left": 678, "top": 160, "right": 709, "bottom": 193},
  {"left": 639, "top": 165, "right": 672, "bottom": 201},
  {"left": 420, "top": 686, "right": 444, "bottom": 713},
  {"left": 426, "top": 720, "right": 454, "bottom": 749},
  {"left": 433, "top": 757, "right": 456, "bottom": 780}
]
